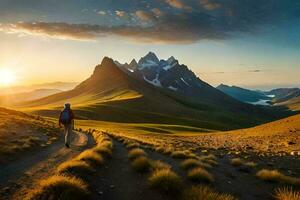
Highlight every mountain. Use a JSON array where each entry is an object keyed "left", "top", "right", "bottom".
[
  {"left": 217, "top": 84, "right": 271, "bottom": 105},
  {"left": 268, "top": 88, "right": 300, "bottom": 111},
  {"left": 217, "top": 84, "right": 300, "bottom": 111},
  {"left": 0, "top": 82, "right": 78, "bottom": 95},
  {"left": 267, "top": 88, "right": 300, "bottom": 103},
  {"left": 0, "top": 89, "right": 62, "bottom": 106},
  {"left": 120, "top": 52, "right": 212, "bottom": 97},
  {"left": 18, "top": 53, "right": 292, "bottom": 130}
]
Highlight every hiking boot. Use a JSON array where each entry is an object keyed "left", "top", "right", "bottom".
[{"left": 65, "top": 143, "right": 70, "bottom": 148}]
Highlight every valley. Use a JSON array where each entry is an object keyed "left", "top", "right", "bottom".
[{"left": 0, "top": 53, "right": 299, "bottom": 200}]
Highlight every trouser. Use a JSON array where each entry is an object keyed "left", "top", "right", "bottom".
[{"left": 64, "top": 123, "right": 72, "bottom": 145}]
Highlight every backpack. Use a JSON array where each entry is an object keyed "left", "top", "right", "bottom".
[{"left": 60, "top": 110, "right": 71, "bottom": 124}]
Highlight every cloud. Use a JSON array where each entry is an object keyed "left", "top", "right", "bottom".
[
  {"left": 151, "top": 8, "right": 164, "bottom": 17},
  {"left": 0, "top": 1, "right": 299, "bottom": 44},
  {"left": 165, "top": 0, "right": 190, "bottom": 10},
  {"left": 115, "top": 10, "right": 126, "bottom": 17},
  {"left": 248, "top": 70, "right": 262, "bottom": 73},
  {"left": 200, "top": 0, "right": 221, "bottom": 10},
  {"left": 135, "top": 10, "right": 156, "bottom": 22},
  {"left": 97, "top": 10, "right": 106, "bottom": 15}
]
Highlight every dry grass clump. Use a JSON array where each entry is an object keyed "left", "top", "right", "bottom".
[
  {"left": 57, "top": 160, "right": 94, "bottom": 176},
  {"left": 100, "top": 140, "right": 113, "bottom": 150},
  {"left": 231, "top": 158, "right": 244, "bottom": 166},
  {"left": 25, "top": 175, "right": 89, "bottom": 200},
  {"left": 94, "top": 145, "right": 112, "bottom": 158},
  {"left": 244, "top": 161, "right": 257, "bottom": 168},
  {"left": 76, "top": 150, "right": 103, "bottom": 166},
  {"left": 187, "top": 167, "right": 214, "bottom": 183},
  {"left": 151, "top": 160, "right": 171, "bottom": 171},
  {"left": 181, "top": 159, "right": 209, "bottom": 170},
  {"left": 198, "top": 154, "right": 218, "bottom": 166},
  {"left": 128, "top": 148, "right": 147, "bottom": 160},
  {"left": 171, "top": 150, "right": 191, "bottom": 159},
  {"left": 153, "top": 145, "right": 174, "bottom": 155},
  {"left": 183, "top": 185, "right": 237, "bottom": 200},
  {"left": 148, "top": 168, "right": 182, "bottom": 194},
  {"left": 126, "top": 142, "right": 140, "bottom": 149},
  {"left": 274, "top": 187, "right": 300, "bottom": 200},
  {"left": 132, "top": 156, "right": 151, "bottom": 172},
  {"left": 231, "top": 158, "right": 257, "bottom": 168},
  {"left": 256, "top": 169, "right": 300, "bottom": 186}
]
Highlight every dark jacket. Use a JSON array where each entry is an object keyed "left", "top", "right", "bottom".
[{"left": 59, "top": 108, "right": 75, "bottom": 125}]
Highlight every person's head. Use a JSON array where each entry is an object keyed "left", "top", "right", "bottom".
[{"left": 64, "top": 103, "right": 71, "bottom": 109}]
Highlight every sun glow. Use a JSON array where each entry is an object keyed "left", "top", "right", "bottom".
[{"left": 0, "top": 69, "right": 16, "bottom": 86}]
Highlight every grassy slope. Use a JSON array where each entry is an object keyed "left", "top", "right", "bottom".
[
  {"left": 0, "top": 107, "right": 60, "bottom": 162},
  {"left": 16, "top": 57, "right": 293, "bottom": 131},
  {"left": 75, "top": 113, "right": 300, "bottom": 153},
  {"left": 276, "top": 97, "right": 300, "bottom": 111}
]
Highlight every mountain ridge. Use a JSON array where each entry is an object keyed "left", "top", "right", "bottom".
[{"left": 17, "top": 53, "right": 293, "bottom": 130}]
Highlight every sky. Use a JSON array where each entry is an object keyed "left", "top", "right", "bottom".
[{"left": 0, "top": 0, "right": 299, "bottom": 90}]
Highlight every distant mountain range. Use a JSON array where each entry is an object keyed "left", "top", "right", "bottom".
[
  {"left": 0, "top": 82, "right": 78, "bottom": 106},
  {"left": 217, "top": 84, "right": 300, "bottom": 111},
  {"left": 0, "top": 81, "right": 78, "bottom": 94},
  {"left": 18, "top": 52, "right": 292, "bottom": 130},
  {"left": 0, "top": 89, "right": 62, "bottom": 106}
]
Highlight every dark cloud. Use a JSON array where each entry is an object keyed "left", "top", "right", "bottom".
[
  {"left": 248, "top": 69, "right": 261, "bottom": 73},
  {"left": 248, "top": 70, "right": 262, "bottom": 73},
  {"left": 165, "top": 0, "right": 188, "bottom": 9},
  {"left": 0, "top": 0, "right": 299, "bottom": 43},
  {"left": 200, "top": 0, "right": 222, "bottom": 10}
]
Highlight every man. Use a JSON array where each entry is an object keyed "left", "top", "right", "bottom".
[{"left": 59, "top": 103, "right": 75, "bottom": 148}]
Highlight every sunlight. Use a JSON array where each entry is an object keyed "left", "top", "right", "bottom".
[{"left": 0, "top": 68, "right": 16, "bottom": 86}]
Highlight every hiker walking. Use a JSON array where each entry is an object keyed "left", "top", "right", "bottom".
[{"left": 59, "top": 103, "right": 75, "bottom": 148}]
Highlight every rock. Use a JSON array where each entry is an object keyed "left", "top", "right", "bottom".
[{"left": 288, "top": 141, "right": 296, "bottom": 145}]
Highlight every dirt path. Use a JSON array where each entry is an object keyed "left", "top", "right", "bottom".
[
  {"left": 88, "top": 140, "right": 169, "bottom": 200},
  {"left": 0, "top": 131, "right": 93, "bottom": 200}
]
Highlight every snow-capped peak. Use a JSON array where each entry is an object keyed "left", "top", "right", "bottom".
[{"left": 138, "top": 52, "right": 160, "bottom": 69}]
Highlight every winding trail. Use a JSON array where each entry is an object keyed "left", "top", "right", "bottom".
[{"left": 0, "top": 131, "right": 93, "bottom": 200}]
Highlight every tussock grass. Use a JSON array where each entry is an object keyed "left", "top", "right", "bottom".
[
  {"left": 77, "top": 150, "right": 103, "bottom": 165},
  {"left": 171, "top": 150, "right": 190, "bottom": 159},
  {"left": 231, "top": 158, "right": 243, "bottom": 166},
  {"left": 181, "top": 159, "right": 209, "bottom": 170},
  {"left": 94, "top": 145, "right": 112, "bottom": 158},
  {"left": 57, "top": 160, "right": 94, "bottom": 176},
  {"left": 244, "top": 161, "right": 257, "bottom": 168},
  {"left": 126, "top": 142, "right": 140, "bottom": 149},
  {"left": 128, "top": 148, "right": 147, "bottom": 160},
  {"left": 183, "top": 185, "right": 237, "bottom": 200},
  {"left": 151, "top": 160, "right": 171, "bottom": 170},
  {"left": 148, "top": 168, "right": 182, "bottom": 194},
  {"left": 231, "top": 158, "right": 257, "bottom": 168},
  {"left": 256, "top": 169, "right": 300, "bottom": 186},
  {"left": 100, "top": 141, "right": 113, "bottom": 150},
  {"left": 132, "top": 156, "right": 151, "bottom": 172},
  {"left": 188, "top": 167, "right": 214, "bottom": 183},
  {"left": 198, "top": 154, "right": 218, "bottom": 166},
  {"left": 25, "top": 175, "right": 89, "bottom": 200},
  {"left": 274, "top": 187, "right": 300, "bottom": 200}
]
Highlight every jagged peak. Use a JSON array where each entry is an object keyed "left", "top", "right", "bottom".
[
  {"left": 101, "top": 56, "right": 114, "bottom": 65},
  {"left": 129, "top": 59, "right": 138, "bottom": 68},
  {"left": 138, "top": 52, "right": 159, "bottom": 66},
  {"left": 93, "top": 57, "right": 119, "bottom": 75}
]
